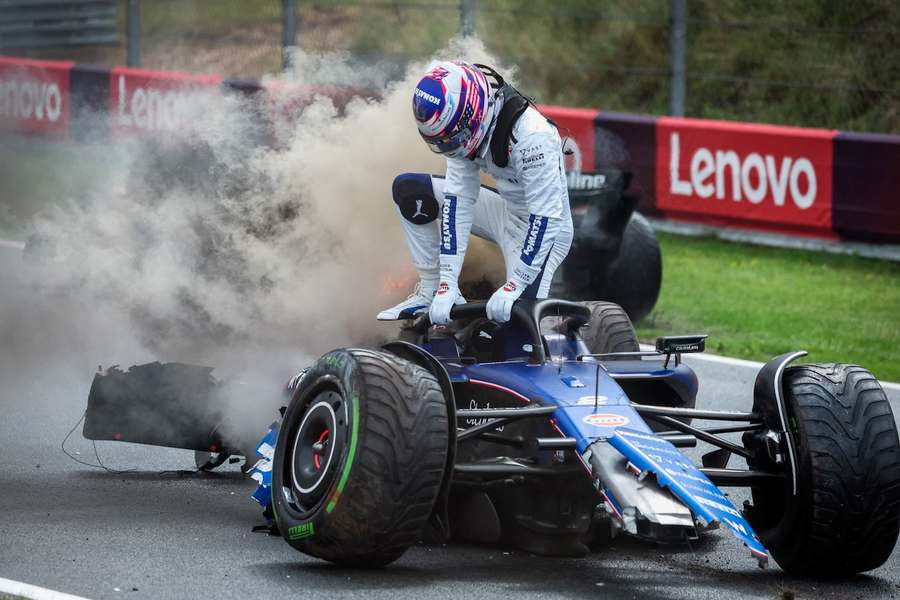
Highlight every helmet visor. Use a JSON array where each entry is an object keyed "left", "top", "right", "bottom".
[{"left": 421, "top": 127, "right": 472, "bottom": 158}]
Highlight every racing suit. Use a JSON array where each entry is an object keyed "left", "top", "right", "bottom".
[{"left": 391, "top": 105, "right": 574, "bottom": 321}]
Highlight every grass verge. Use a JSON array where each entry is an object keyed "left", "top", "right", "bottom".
[{"left": 635, "top": 232, "right": 900, "bottom": 382}]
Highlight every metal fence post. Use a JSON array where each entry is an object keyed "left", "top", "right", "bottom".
[
  {"left": 460, "top": 0, "right": 476, "bottom": 38},
  {"left": 126, "top": 0, "right": 140, "bottom": 67},
  {"left": 668, "top": 0, "right": 687, "bottom": 116},
  {"left": 282, "top": 0, "right": 298, "bottom": 72}
]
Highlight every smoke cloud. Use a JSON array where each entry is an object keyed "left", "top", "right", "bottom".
[{"left": 0, "top": 38, "right": 509, "bottom": 447}]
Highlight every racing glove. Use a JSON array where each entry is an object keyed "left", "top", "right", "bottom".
[
  {"left": 486, "top": 279, "right": 526, "bottom": 322},
  {"left": 429, "top": 281, "right": 463, "bottom": 325},
  {"left": 487, "top": 213, "right": 563, "bottom": 322}
]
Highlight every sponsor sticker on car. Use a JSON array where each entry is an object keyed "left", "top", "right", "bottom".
[
  {"left": 583, "top": 413, "right": 629, "bottom": 428},
  {"left": 577, "top": 395, "right": 608, "bottom": 405}
]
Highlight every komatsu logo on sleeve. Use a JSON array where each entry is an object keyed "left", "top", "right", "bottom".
[
  {"left": 441, "top": 195, "right": 457, "bottom": 255},
  {"left": 520, "top": 214, "right": 548, "bottom": 265}
]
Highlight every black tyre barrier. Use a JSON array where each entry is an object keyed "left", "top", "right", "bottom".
[
  {"left": 552, "top": 189, "right": 662, "bottom": 324},
  {"left": 601, "top": 212, "right": 662, "bottom": 322}
]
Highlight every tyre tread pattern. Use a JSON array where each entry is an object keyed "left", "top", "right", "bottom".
[
  {"left": 580, "top": 301, "right": 640, "bottom": 354},
  {"left": 289, "top": 348, "right": 448, "bottom": 566},
  {"left": 770, "top": 363, "right": 900, "bottom": 575}
]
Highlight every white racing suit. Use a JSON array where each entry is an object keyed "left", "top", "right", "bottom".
[{"left": 390, "top": 106, "right": 574, "bottom": 315}]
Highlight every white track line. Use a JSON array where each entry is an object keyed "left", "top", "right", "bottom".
[
  {"left": 639, "top": 344, "right": 900, "bottom": 391},
  {"left": 0, "top": 238, "right": 25, "bottom": 250},
  {"left": 0, "top": 578, "right": 93, "bottom": 600}
]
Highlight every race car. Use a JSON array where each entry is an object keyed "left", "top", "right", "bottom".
[{"left": 84, "top": 299, "right": 900, "bottom": 575}]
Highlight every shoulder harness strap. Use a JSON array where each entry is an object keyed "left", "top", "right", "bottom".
[
  {"left": 473, "top": 64, "right": 537, "bottom": 168},
  {"left": 489, "top": 85, "right": 532, "bottom": 168}
]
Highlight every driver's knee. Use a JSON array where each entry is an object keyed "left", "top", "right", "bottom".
[{"left": 392, "top": 173, "right": 439, "bottom": 225}]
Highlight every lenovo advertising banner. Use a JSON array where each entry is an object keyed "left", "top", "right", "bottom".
[
  {"left": 656, "top": 117, "right": 837, "bottom": 235},
  {"left": 0, "top": 57, "right": 73, "bottom": 136},
  {"left": 539, "top": 105, "right": 598, "bottom": 174},
  {"left": 110, "top": 67, "right": 222, "bottom": 136},
  {"left": 3, "top": 55, "right": 898, "bottom": 243}
]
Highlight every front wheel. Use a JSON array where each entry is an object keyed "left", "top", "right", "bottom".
[
  {"left": 272, "top": 348, "right": 449, "bottom": 566},
  {"left": 745, "top": 363, "right": 900, "bottom": 575}
]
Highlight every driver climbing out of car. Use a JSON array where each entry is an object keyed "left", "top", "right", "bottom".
[{"left": 377, "top": 60, "right": 574, "bottom": 324}]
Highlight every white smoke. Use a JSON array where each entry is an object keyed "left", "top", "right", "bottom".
[{"left": 0, "top": 39, "right": 510, "bottom": 446}]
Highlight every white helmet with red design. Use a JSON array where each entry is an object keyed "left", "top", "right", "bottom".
[{"left": 412, "top": 60, "right": 498, "bottom": 159}]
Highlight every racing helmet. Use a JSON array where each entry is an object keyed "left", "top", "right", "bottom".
[{"left": 412, "top": 60, "right": 498, "bottom": 159}]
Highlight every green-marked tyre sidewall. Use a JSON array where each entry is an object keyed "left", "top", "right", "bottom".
[{"left": 272, "top": 349, "right": 360, "bottom": 551}]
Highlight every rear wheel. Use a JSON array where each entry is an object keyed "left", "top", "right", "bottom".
[
  {"left": 580, "top": 301, "right": 639, "bottom": 354},
  {"left": 580, "top": 301, "right": 694, "bottom": 431},
  {"left": 745, "top": 363, "right": 900, "bottom": 575},
  {"left": 272, "top": 348, "right": 449, "bottom": 566}
]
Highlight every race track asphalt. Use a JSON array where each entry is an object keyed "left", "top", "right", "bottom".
[{"left": 2, "top": 245, "right": 900, "bottom": 600}]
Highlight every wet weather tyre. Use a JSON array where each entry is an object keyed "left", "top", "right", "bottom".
[
  {"left": 580, "top": 301, "right": 639, "bottom": 354},
  {"left": 271, "top": 348, "right": 449, "bottom": 567},
  {"left": 603, "top": 213, "right": 661, "bottom": 322},
  {"left": 748, "top": 364, "right": 900, "bottom": 575},
  {"left": 580, "top": 300, "right": 694, "bottom": 431}
]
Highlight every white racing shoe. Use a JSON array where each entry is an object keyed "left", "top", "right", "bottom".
[{"left": 377, "top": 283, "right": 434, "bottom": 321}]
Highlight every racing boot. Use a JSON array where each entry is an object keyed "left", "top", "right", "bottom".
[{"left": 377, "top": 280, "right": 436, "bottom": 320}]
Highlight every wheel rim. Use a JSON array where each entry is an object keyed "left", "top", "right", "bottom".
[{"left": 287, "top": 389, "right": 343, "bottom": 513}]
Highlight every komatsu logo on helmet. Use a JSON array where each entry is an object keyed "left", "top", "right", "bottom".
[
  {"left": 413, "top": 77, "right": 446, "bottom": 122},
  {"left": 415, "top": 88, "right": 441, "bottom": 106}
]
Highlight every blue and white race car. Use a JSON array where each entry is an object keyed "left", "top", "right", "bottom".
[{"left": 246, "top": 299, "right": 900, "bottom": 574}]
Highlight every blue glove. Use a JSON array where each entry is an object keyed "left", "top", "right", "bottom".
[
  {"left": 429, "top": 281, "right": 463, "bottom": 325},
  {"left": 486, "top": 279, "right": 525, "bottom": 323}
]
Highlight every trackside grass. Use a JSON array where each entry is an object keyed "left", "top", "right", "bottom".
[{"left": 635, "top": 233, "right": 900, "bottom": 382}]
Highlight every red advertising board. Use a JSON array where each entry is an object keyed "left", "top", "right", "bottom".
[
  {"left": 110, "top": 67, "right": 222, "bottom": 136},
  {"left": 0, "top": 57, "right": 73, "bottom": 136},
  {"left": 266, "top": 80, "right": 339, "bottom": 146},
  {"left": 656, "top": 117, "right": 837, "bottom": 235},
  {"left": 263, "top": 79, "right": 373, "bottom": 147},
  {"left": 539, "top": 105, "right": 597, "bottom": 173}
]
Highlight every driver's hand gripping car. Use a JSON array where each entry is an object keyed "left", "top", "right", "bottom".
[{"left": 377, "top": 60, "right": 574, "bottom": 324}]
